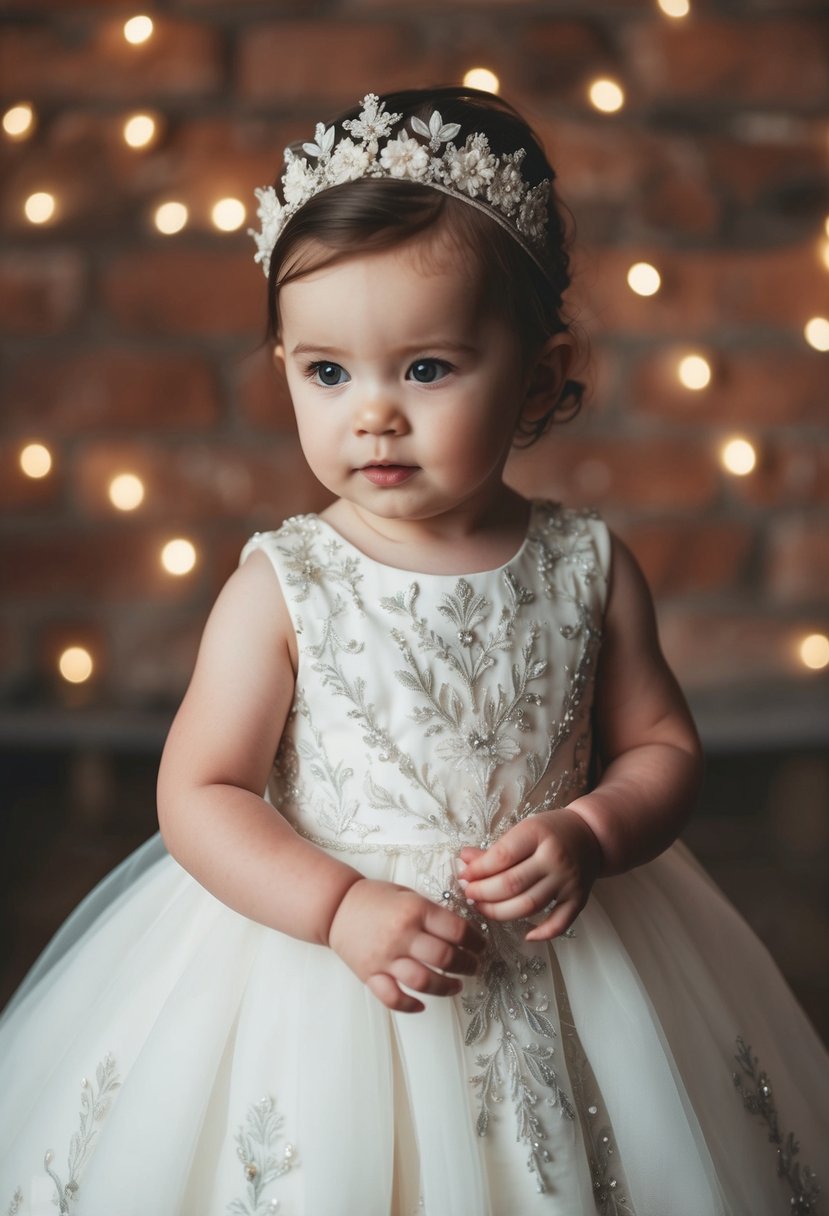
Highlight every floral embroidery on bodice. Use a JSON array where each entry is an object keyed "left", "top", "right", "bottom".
[{"left": 241, "top": 501, "right": 610, "bottom": 858}]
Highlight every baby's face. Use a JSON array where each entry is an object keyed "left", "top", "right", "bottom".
[{"left": 276, "top": 230, "right": 532, "bottom": 529}]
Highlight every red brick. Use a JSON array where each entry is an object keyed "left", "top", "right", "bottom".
[
  {"left": 71, "top": 437, "right": 321, "bottom": 520},
  {"left": 703, "top": 132, "right": 829, "bottom": 213},
  {"left": 631, "top": 347, "right": 827, "bottom": 427},
  {"left": 766, "top": 518, "right": 829, "bottom": 604},
  {"left": 508, "top": 433, "right": 719, "bottom": 511},
  {"left": 572, "top": 242, "right": 828, "bottom": 336},
  {"left": 101, "top": 250, "right": 262, "bottom": 337},
  {"left": 511, "top": 21, "right": 615, "bottom": 100},
  {"left": 622, "top": 521, "right": 755, "bottom": 598},
  {"left": 238, "top": 21, "right": 418, "bottom": 102},
  {"left": 0, "top": 19, "right": 223, "bottom": 101},
  {"left": 5, "top": 351, "right": 221, "bottom": 434},
  {"left": 0, "top": 441, "right": 63, "bottom": 512},
  {"left": 0, "top": 528, "right": 206, "bottom": 603},
  {"left": 235, "top": 344, "right": 299, "bottom": 431},
  {"left": 111, "top": 612, "right": 203, "bottom": 705},
  {"left": 729, "top": 442, "right": 829, "bottom": 508},
  {"left": 0, "top": 250, "right": 86, "bottom": 334},
  {"left": 624, "top": 17, "right": 829, "bottom": 107},
  {"left": 658, "top": 611, "right": 816, "bottom": 691}
]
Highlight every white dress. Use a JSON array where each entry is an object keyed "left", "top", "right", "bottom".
[{"left": 1, "top": 501, "right": 827, "bottom": 1216}]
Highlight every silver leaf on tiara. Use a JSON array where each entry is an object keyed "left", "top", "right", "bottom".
[{"left": 248, "top": 93, "right": 552, "bottom": 277}]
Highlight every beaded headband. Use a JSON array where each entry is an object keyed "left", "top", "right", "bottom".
[{"left": 249, "top": 92, "right": 553, "bottom": 278}]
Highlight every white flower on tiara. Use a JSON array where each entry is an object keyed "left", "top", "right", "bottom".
[
  {"left": 248, "top": 92, "right": 552, "bottom": 277},
  {"left": 379, "top": 134, "right": 430, "bottom": 179},
  {"left": 329, "top": 137, "right": 371, "bottom": 183},
  {"left": 443, "top": 133, "right": 497, "bottom": 197}
]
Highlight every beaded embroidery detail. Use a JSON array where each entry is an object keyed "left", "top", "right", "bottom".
[
  {"left": 228, "top": 1095, "right": 298, "bottom": 1215},
  {"left": 733, "top": 1037, "right": 821, "bottom": 1214}
]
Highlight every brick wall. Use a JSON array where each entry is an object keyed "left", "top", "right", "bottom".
[{"left": 1, "top": 1, "right": 828, "bottom": 738}]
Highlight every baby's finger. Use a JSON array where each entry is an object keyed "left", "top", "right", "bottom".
[
  {"left": 473, "top": 875, "right": 557, "bottom": 924},
  {"left": 524, "top": 896, "right": 582, "bottom": 942},
  {"left": 409, "top": 931, "right": 480, "bottom": 976},
  {"left": 388, "top": 957, "right": 464, "bottom": 999},
  {"left": 367, "top": 972, "right": 425, "bottom": 1014},
  {"left": 462, "top": 855, "right": 542, "bottom": 905},
  {"left": 457, "top": 830, "right": 534, "bottom": 881},
  {"left": 423, "top": 902, "right": 486, "bottom": 955}
]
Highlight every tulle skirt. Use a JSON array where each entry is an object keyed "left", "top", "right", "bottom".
[{"left": 1, "top": 833, "right": 827, "bottom": 1216}]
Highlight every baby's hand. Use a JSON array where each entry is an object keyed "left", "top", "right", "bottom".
[
  {"left": 328, "top": 879, "right": 486, "bottom": 1014},
  {"left": 457, "top": 808, "right": 602, "bottom": 942}
]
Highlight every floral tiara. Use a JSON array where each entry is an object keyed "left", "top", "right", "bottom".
[{"left": 249, "top": 93, "right": 553, "bottom": 278}]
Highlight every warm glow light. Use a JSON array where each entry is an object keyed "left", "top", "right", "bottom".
[
  {"left": 3, "top": 103, "right": 35, "bottom": 139},
  {"left": 123, "top": 15, "right": 154, "bottom": 44},
  {"left": 24, "top": 191, "right": 56, "bottom": 225},
  {"left": 589, "top": 79, "right": 625, "bottom": 113},
  {"left": 123, "top": 113, "right": 157, "bottom": 149},
  {"left": 59, "top": 646, "right": 94, "bottom": 684},
  {"left": 825, "top": 216, "right": 829, "bottom": 240},
  {"left": 463, "top": 68, "right": 500, "bottom": 94},
  {"left": 720, "top": 437, "right": 757, "bottom": 477},
  {"left": 211, "top": 197, "right": 246, "bottom": 232},
  {"left": 627, "top": 262, "right": 661, "bottom": 296},
  {"left": 161, "top": 538, "right": 197, "bottom": 576},
  {"left": 804, "top": 316, "right": 829, "bottom": 351},
  {"left": 799, "top": 633, "right": 829, "bottom": 671},
  {"left": 19, "top": 442, "right": 52, "bottom": 478},
  {"left": 677, "top": 353, "right": 712, "bottom": 390},
  {"left": 154, "top": 201, "right": 188, "bottom": 234},
  {"left": 109, "top": 473, "right": 145, "bottom": 511},
  {"left": 657, "top": 0, "right": 690, "bottom": 17}
]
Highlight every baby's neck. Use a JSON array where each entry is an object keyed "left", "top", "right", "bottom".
[{"left": 319, "top": 490, "right": 532, "bottom": 576}]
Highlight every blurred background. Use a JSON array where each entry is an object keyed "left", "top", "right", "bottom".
[{"left": 1, "top": 1, "right": 827, "bottom": 1038}]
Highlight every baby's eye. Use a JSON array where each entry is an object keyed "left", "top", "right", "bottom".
[
  {"left": 307, "top": 361, "right": 349, "bottom": 387},
  {"left": 407, "top": 359, "right": 451, "bottom": 384}
]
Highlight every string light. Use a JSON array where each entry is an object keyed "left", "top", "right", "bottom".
[
  {"left": 719, "top": 437, "right": 757, "bottom": 477},
  {"left": 657, "top": 0, "right": 690, "bottom": 16},
  {"left": 819, "top": 240, "right": 829, "bottom": 273},
  {"left": 123, "top": 15, "right": 154, "bottom": 45},
  {"left": 161, "top": 538, "right": 197, "bottom": 576},
  {"left": 677, "top": 353, "right": 712, "bottom": 390},
  {"left": 804, "top": 316, "right": 829, "bottom": 351},
  {"left": 588, "top": 79, "right": 625, "bottom": 113},
  {"left": 123, "top": 113, "right": 157, "bottom": 149},
  {"left": 211, "top": 197, "right": 246, "bottom": 232},
  {"left": 108, "top": 473, "right": 145, "bottom": 511},
  {"left": 799, "top": 633, "right": 829, "bottom": 671},
  {"left": 24, "top": 191, "right": 57, "bottom": 225},
  {"left": 19, "top": 442, "right": 53, "bottom": 478},
  {"left": 463, "top": 68, "right": 500, "bottom": 94},
  {"left": 627, "top": 262, "right": 661, "bottom": 296},
  {"left": 3, "top": 103, "right": 35, "bottom": 140},
  {"left": 154, "top": 201, "right": 188, "bottom": 234},
  {"left": 59, "top": 646, "right": 94, "bottom": 684}
]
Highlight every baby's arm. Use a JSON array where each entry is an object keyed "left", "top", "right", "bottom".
[
  {"left": 157, "top": 549, "right": 483, "bottom": 1012},
  {"left": 458, "top": 533, "right": 702, "bottom": 940}
]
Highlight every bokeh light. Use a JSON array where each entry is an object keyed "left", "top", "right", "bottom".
[
  {"left": 20, "top": 443, "right": 53, "bottom": 479},
  {"left": 804, "top": 316, "right": 829, "bottom": 351},
  {"left": 211, "top": 197, "right": 246, "bottom": 232},
  {"left": 657, "top": 0, "right": 690, "bottom": 17},
  {"left": 24, "top": 191, "right": 57, "bottom": 225},
  {"left": 589, "top": 79, "right": 625, "bottom": 113},
  {"left": 719, "top": 437, "right": 757, "bottom": 477},
  {"left": 677, "top": 353, "right": 712, "bottom": 390},
  {"left": 154, "top": 201, "right": 188, "bottom": 235},
  {"left": 3, "top": 103, "right": 35, "bottom": 140},
  {"left": 123, "top": 113, "right": 157, "bottom": 149},
  {"left": 463, "top": 68, "right": 500, "bottom": 94},
  {"left": 161, "top": 538, "right": 197, "bottom": 576},
  {"left": 627, "top": 262, "right": 661, "bottom": 296},
  {"left": 799, "top": 633, "right": 829, "bottom": 671},
  {"left": 59, "top": 646, "right": 94, "bottom": 684},
  {"left": 108, "top": 473, "right": 145, "bottom": 511},
  {"left": 123, "top": 15, "right": 154, "bottom": 45}
]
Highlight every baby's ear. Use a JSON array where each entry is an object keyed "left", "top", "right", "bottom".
[
  {"left": 273, "top": 342, "right": 285, "bottom": 368},
  {"left": 521, "top": 334, "right": 574, "bottom": 422}
]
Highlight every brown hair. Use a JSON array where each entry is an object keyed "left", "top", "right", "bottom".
[{"left": 264, "top": 86, "right": 585, "bottom": 445}]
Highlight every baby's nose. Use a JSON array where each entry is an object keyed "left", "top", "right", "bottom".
[{"left": 353, "top": 395, "right": 408, "bottom": 436}]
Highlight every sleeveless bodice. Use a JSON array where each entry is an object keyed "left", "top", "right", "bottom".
[{"left": 241, "top": 501, "right": 611, "bottom": 859}]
